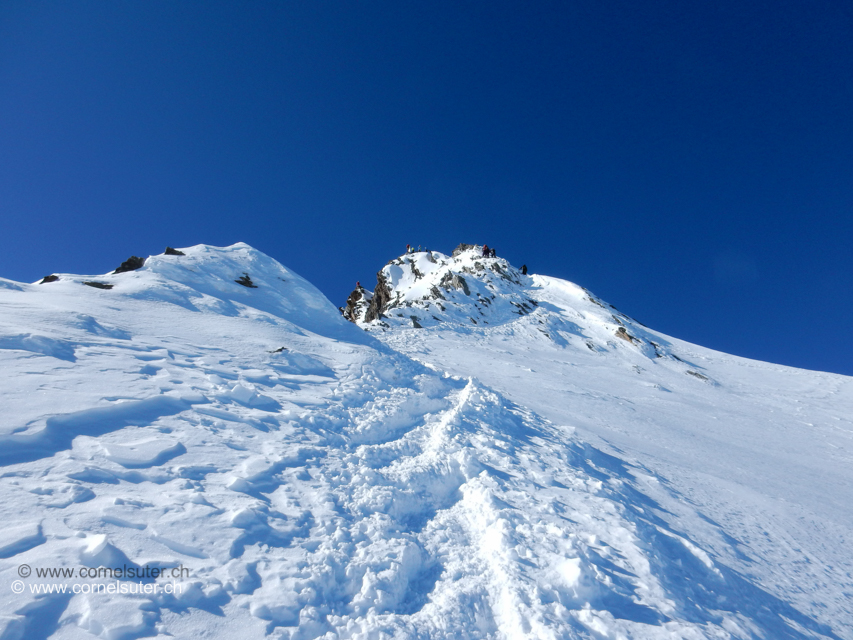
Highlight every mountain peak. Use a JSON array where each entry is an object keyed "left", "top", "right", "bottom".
[
  {"left": 343, "top": 244, "right": 540, "bottom": 329},
  {"left": 341, "top": 243, "right": 669, "bottom": 360}
]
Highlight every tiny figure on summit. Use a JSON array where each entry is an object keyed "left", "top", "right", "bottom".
[
  {"left": 482, "top": 244, "right": 490, "bottom": 257},
  {"left": 356, "top": 281, "right": 361, "bottom": 288},
  {"left": 490, "top": 247, "right": 496, "bottom": 258},
  {"left": 521, "top": 264, "right": 528, "bottom": 275}
]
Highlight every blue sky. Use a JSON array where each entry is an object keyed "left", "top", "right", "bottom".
[{"left": 1, "top": 1, "right": 851, "bottom": 375}]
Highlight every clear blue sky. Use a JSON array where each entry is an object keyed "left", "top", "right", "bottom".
[{"left": 1, "top": 1, "right": 851, "bottom": 375}]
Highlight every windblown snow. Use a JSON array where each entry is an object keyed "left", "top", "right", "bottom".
[{"left": 0, "top": 243, "right": 850, "bottom": 640}]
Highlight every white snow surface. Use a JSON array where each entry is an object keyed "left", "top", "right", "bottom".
[{"left": 0, "top": 243, "right": 850, "bottom": 640}]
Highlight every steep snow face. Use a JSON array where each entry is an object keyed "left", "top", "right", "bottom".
[{"left": 0, "top": 244, "right": 849, "bottom": 640}]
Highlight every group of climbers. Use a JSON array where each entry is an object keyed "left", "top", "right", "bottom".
[
  {"left": 406, "top": 243, "right": 499, "bottom": 258},
  {"left": 399, "top": 243, "right": 527, "bottom": 275}
]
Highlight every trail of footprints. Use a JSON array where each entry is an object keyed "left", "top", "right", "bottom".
[{"left": 3, "top": 342, "right": 827, "bottom": 640}]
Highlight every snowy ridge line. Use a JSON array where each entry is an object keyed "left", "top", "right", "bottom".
[
  {"left": 0, "top": 243, "right": 849, "bottom": 639},
  {"left": 346, "top": 244, "right": 710, "bottom": 376}
]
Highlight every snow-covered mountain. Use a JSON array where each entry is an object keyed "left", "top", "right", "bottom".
[
  {"left": 0, "top": 243, "right": 850, "bottom": 640},
  {"left": 348, "top": 245, "right": 853, "bottom": 637}
]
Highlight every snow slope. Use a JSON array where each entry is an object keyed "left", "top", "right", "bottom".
[
  {"left": 354, "top": 245, "right": 853, "bottom": 639},
  {"left": 0, "top": 243, "right": 848, "bottom": 639}
]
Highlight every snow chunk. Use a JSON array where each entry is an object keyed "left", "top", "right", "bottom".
[{"left": 102, "top": 438, "right": 187, "bottom": 469}]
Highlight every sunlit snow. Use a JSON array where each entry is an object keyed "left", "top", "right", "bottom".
[{"left": 0, "top": 243, "right": 849, "bottom": 639}]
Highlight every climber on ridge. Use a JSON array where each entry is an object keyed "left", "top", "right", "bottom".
[{"left": 482, "top": 244, "right": 490, "bottom": 257}]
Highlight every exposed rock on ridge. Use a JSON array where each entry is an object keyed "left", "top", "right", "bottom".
[
  {"left": 364, "top": 272, "right": 392, "bottom": 322},
  {"left": 113, "top": 256, "right": 146, "bottom": 274},
  {"left": 343, "top": 243, "right": 697, "bottom": 368},
  {"left": 341, "top": 284, "right": 373, "bottom": 323},
  {"left": 342, "top": 245, "right": 539, "bottom": 328}
]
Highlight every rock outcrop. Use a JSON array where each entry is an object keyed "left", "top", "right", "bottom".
[
  {"left": 341, "top": 285, "right": 373, "bottom": 323},
  {"left": 234, "top": 273, "right": 258, "bottom": 288},
  {"left": 343, "top": 245, "right": 539, "bottom": 329},
  {"left": 615, "top": 326, "right": 639, "bottom": 344},
  {"left": 364, "top": 272, "right": 392, "bottom": 323},
  {"left": 451, "top": 243, "right": 477, "bottom": 257},
  {"left": 439, "top": 272, "right": 469, "bottom": 296},
  {"left": 83, "top": 281, "right": 114, "bottom": 290},
  {"left": 113, "top": 256, "right": 146, "bottom": 274}
]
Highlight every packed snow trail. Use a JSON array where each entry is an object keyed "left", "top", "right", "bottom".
[{"left": 0, "top": 244, "right": 846, "bottom": 639}]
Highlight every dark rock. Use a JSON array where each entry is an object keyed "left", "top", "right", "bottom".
[
  {"left": 364, "top": 272, "right": 392, "bottom": 323},
  {"left": 510, "top": 301, "right": 528, "bottom": 315},
  {"left": 164, "top": 247, "right": 185, "bottom": 256},
  {"left": 451, "top": 243, "right": 477, "bottom": 257},
  {"left": 113, "top": 256, "right": 145, "bottom": 274},
  {"left": 342, "top": 288, "right": 362, "bottom": 320},
  {"left": 39, "top": 275, "right": 59, "bottom": 284},
  {"left": 439, "top": 272, "right": 470, "bottom": 296},
  {"left": 686, "top": 370, "right": 710, "bottom": 381},
  {"left": 270, "top": 347, "right": 287, "bottom": 353},
  {"left": 342, "top": 284, "right": 374, "bottom": 323},
  {"left": 82, "top": 281, "right": 114, "bottom": 290},
  {"left": 410, "top": 316, "right": 422, "bottom": 328},
  {"left": 235, "top": 273, "right": 258, "bottom": 288}
]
